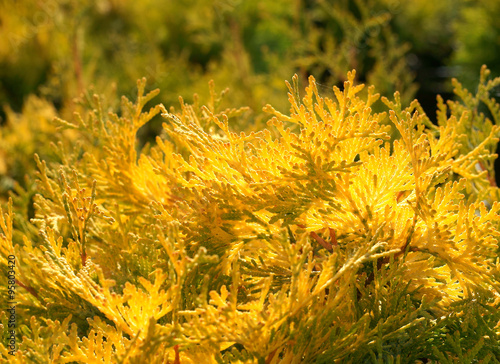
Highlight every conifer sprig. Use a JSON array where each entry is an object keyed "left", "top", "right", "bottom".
[{"left": 2, "top": 68, "right": 500, "bottom": 362}]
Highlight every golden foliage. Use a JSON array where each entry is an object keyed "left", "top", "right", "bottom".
[{"left": 1, "top": 69, "right": 500, "bottom": 362}]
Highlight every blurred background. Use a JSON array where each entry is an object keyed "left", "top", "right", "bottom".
[{"left": 1, "top": 0, "right": 500, "bottom": 199}]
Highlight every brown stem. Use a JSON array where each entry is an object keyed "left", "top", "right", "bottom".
[
  {"left": 297, "top": 224, "right": 334, "bottom": 251},
  {"left": 81, "top": 250, "right": 87, "bottom": 267},
  {"left": 266, "top": 347, "right": 279, "bottom": 364},
  {"left": 328, "top": 228, "right": 338, "bottom": 246},
  {"left": 478, "top": 161, "right": 497, "bottom": 187},
  {"left": 309, "top": 231, "right": 333, "bottom": 251},
  {"left": 15, "top": 279, "right": 39, "bottom": 299},
  {"left": 173, "top": 345, "right": 180, "bottom": 364}
]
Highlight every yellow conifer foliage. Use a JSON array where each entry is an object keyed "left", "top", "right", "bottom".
[{"left": 1, "top": 69, "right": 500, "bottom": 362}]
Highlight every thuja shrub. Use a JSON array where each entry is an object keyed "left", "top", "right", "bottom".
[{"left": 1, "top": 67, "right": 500, "bottom": 363}]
